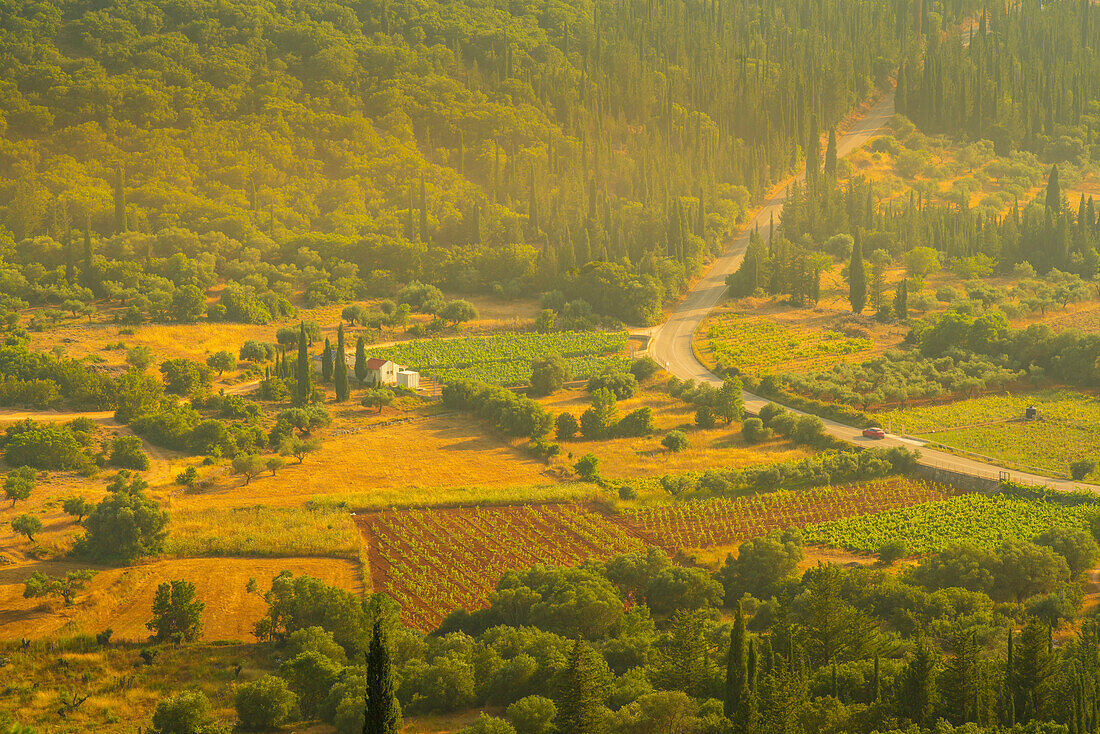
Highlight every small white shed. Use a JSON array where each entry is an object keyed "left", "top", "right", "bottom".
[{"left": 397, "top": 370, "right": 420, "bottom": 389}]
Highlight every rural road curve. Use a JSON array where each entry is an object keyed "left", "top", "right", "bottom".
[{"left": 645, "top": 89, "right": 1094, "bottom": 495}]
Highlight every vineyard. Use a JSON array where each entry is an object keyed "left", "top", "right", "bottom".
[
  {"left": 356, "top": 504, "right": 645, "bottom": 629},
  {"left": 802, "top": 493, "right": 1100, "bottom": 554},
  {"left": 703, "top": 315, "right": 872, "bottom": 374},
  {"left": 622, "top": 478, "right": 953, "bottom": 551},
  {"left": 878, "top": 390, "right": 1100, "bottom": 478},
  {"left": 366, "top": 331, "right": 629, "bottom": 385}
]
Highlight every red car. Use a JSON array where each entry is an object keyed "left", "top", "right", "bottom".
[{"left": 862, "top": 427, "right": 886, "bottom": 439}]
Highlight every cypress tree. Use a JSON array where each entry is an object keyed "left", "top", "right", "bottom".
[
  {"left": 322, "top": 338, "right": 333, "bottom": 383},
  {"left": 364, "top": 618, "right": 399, "bottom": 734},
  {"left": 872, "top": 654, "right": 881, "bottom": 703},
  {"left": 335, "top": 325, "right": 349, "bottom": 402},
  {"left": 897, "top": 634, "right": 936, "bottom": 727},
  {"left": 296, "top": 323, "right": 310, "bottom": 405},
  {"left": 355, "top": 335, "right": 368, "bottom": 383},
  {"left": 893, "top": 279, "right": 908, "bottom": 320},
  {"left": 557, "top": 639, "right": 609, "bottom": 734},
  {"left": 1046, "top": 165, "right": 1062, "bottom": 213},
  {"left": 419, "top": 174, "right": 429, "bottom": 243},
  {"left": 81, "top": 220, "right": 95, "bottom": 290},
  {"left": 725, "top": 601, "right": 747, "bottom": 718},
  {"left": 824, "top": 128, "right": 838, "bottom": 181},
  {"left": 113, "top": 164, "right": 127, "bottom": 234},
  {"left": 848, "top": 231, "right": 867, "bottom": 313},
  {"left": 63, "top": 228, "right": 74, "bottom": 283}
]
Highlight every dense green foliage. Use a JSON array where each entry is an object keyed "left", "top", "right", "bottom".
[{"left": 0, "top": 0, "right": 949, "bottom": 324}]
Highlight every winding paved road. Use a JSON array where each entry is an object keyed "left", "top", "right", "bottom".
[{"left": 645, "top": 91, "right": 1093, "bottom": 494}]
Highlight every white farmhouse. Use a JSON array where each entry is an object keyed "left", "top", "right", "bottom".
[{"left": 365, "top": 357, "right": 400, "bottom": 385}]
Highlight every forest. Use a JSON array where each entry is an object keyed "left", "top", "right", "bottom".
[{"left": 0, "top": 0, "right": 972, "bottom": 325}]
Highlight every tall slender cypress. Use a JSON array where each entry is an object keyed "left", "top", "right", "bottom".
[
  {"left": 322, "top": 338, "right": 333, "bottom": 383},
  {"left": 364, "top": 618, "right": 399, "bottom": 734},
  {"left": 296, "top": 322, "right": 310, "bottom": 405},
  {"left": 824, "top": 128, "right": 838, "bottom": 181},
  {"left": 335, "top": 325, "right": 349, "bottom": 402},
  {"left": 848, "top": 231, "right": 867, "bottom": 314},
  {"left": 355, "top": 336, "right": 368, "bottom": 383},
  {"left": 725, "top": 601, "right": 747, "bottom": 718}
]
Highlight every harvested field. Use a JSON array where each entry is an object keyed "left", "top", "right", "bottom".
[
  {"left": 356, "top": 504, "right": 646, "bottom": 630},
  {"left": 0, "top": 557, "right": 361, "bottom": 642}
]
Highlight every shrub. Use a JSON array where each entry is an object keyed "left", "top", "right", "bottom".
[
  {"left": 662, "top": 431, "right": 689, "bottom": 453},
  {"left": 574, "top": 453, "right": 600, "bottom": 481},
  {"left": 2, "top": 420, "right": 88, "bottom": 470},
  {"left": 1070, "top": 459, "right": 1096, "bottom": 481},
  {"left": 555, "top": 412, "right": 579, "bottom": 440},
  {"left": 506, "top": 696, "right": 557, "bottom": 734},
  {"left": 109, "top": 435, "right": 150, "bottom": 470},
  {"left": 4, "top": 466, "right": 35, "bottom": 506},
  {"left": 615, "top": 407, "right": 654, "bottom": 437},
  {"left": 878, "top": 540, "right": 909, "bottom": 565},
  {"left": 234, "top": 675, "right": 297, "bottom": 731},
  {"left": 694, "top": 405, "right": 716, "bottom": 429},
  {"left": 629, "top": 356, "right": 660, "bottom": 383},
  {"left": 529, "top": 357, "right": 569, "bottom": 397},
  {"left": 587, "top": 370, "right": 638, "bottom": 399},
  {"left": 152, "top": 689, "right": 226, "bottom": 734},
  {"left": 459, "top": 713, "right": 517, "bottom": 734},
  {"left": 741, "top": 417, "right": 769, "bottom": 443}
]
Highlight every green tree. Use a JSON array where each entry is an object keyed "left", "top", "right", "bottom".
[
  {"left": 580, "top": 388, "right": 618, "bottom": 439},
  {"left": 893, "top": 279, "right": 909, "bottom": 320},
  {"left": 321, "top": 338, "right": 333, "bottom": 383},
  {"left": 12, "top": 514, "right": 42, "bottom": 542},
  {"left": 80, "top": 473, "right": 169, "bottom": 564},
  {"left": 280, "top": 436, "right": 321, "bottom": 464},
  {"left": 716, "top": 377, "right": 744, "bottom": 424},
  {"left": 848, "top": 232, "right": 866, "bottom": 314},
  {"left": 4, "top": 466, "right": 35, "bottom": 506},
  {"left": 234, "top": 675, "right": 297, "bottom": 731},
  {"left": 152, "top": 689, "right": 225, "bottom": 734},
  {"left": 1046, "top": 164, "right": 1061, "bottom": 212},
  {"left": 440, "top": 299, "right": 478, "bottom": 325},
  {"left": 148, "top": 579, "right": 205, "bottom": 643},
  {"left": 574, "top": 453, "right": 600, "bottom": 481},
  {"left": 354, "top": 336, "right": 368, "bottom": 383},
  {"left": 232, "top": 454, "right": 266, "bottom": 484},
  {"left": 529, "top": 357, "right": 569, "bottom": 397},
  {"left": 364, "top": 617, "right": 401, "bottom": 734},
  {"left": 362, "top": 387, "right": 395, "bottom": 413},
  {"left": 897, "top": 634, "right": 937, "bottom": 727},
  {"left": 109, "top": 435, "right": 150, "bottom": 470},
  {"left": 206, "top": 350, "right": 235, "bottom": 375},
  {"left": 62, "top": 495, "right": 92, "bottom": 523},
  {"left": 662, "top": 430, "right": 689, "bottom": 453},
  {"left": 335, "top": 325, "right": 349, "bottom": 402},
  {"left": 725, "top": 601, "right": 748, "bottom": 719},
  {"left": 115, "top": 370, "right": 164, "bottom": 423},
  {"left": 557, "top": 639, "right": 610, "bottom": 734},
  {"left": 555, "top": 412, "right": 579, "bottom": 440},
  {"left": 295, "top": 322, "right": 310, "bottom": 405},
  {"left": 23, "top": 569, "right": 95, "bottom": 605}
]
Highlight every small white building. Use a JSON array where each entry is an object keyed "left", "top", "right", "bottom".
[
  {"left": 397, "top": 370, "right": 420, "bottom": 389},
  {"left": 365, "top": 357, "right": 400, "bottom": 385}
]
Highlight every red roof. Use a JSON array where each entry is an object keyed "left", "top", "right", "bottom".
[{"left": 365, "top": 357, "right": 390, "bottom": 369}]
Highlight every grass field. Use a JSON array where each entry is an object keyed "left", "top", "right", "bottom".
[
  {"left": 357, "top": 504, "right": 645, "bottom": 629},
  {"left": 165, "top": 506, "right": 361, "bottom": 559},
  {"left": 0, "top": 557, "right": 361, "bottom": 641},
  {"left": 803, "top": 493, "right": 1100, "bottom": 554},
  {"left": 623, "top": 477, "right": 955, "bottom": 552},
  {"left": 877, "top": 390, "right": 1100, "bottom": 478},
  {"left": 540, "top": 387, "right": 810, "bottom": 483},
  {"left": 700, "top": 314, "right": 872, "bottom": 374}
]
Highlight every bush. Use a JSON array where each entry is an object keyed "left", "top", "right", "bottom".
[
  {"left": 239, "top": 341, "right": 277, "bottom": 362},
  {"left": 152, "top": 689, "right": 226, "bottom": 734},
  {"left": 1070, "top": 459, "right": 1096, "bottom": 481},
  {"left": 109, "top": 435, "right": 150, "bottom": 470},
  {"left": 629, "top": 356, "right": 660, "bottom": 383},
  {"left": 234, "top": 675, "right": 297, "bottom": 731},
  {"left": 555, "top": 412, "right": 579, "bottom": 440},
  {"left": 506, "top": 695, "right": 557, "bottom": 734},
  {"left": 574, "top": 453, "right": 600, "bottom": 481},
  {"left": 615, "top": 407, "right": 654, "bottom": 437},
  {"left": 695, "top": 405, "right": 716, "bottom": 429},
  {"left": 878, "top": 540, "right": 909, "bottom": 565},
  {"left": 2, "top": 420, "right": 88, "bottom": 470},
  {"left": 741, "top": 417, "right": 769, "bottom": 444},
  {"left": 792, "top": 415, "right": 826, "bottom": 445},
  {"left": 148, "top": 579, "right": 205, "bottom": 643},
  {"left": 459, "top": 713, "right": 517, "bottom": 734},
  {"left": 662, "top": 431, "right": 689, "bottom": 453},
  {"left": 529, "top": 357, "right": 569, "bottom": 397},
  {"left": 587, "top": 370, "right": 638, "bottom": 399}
]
